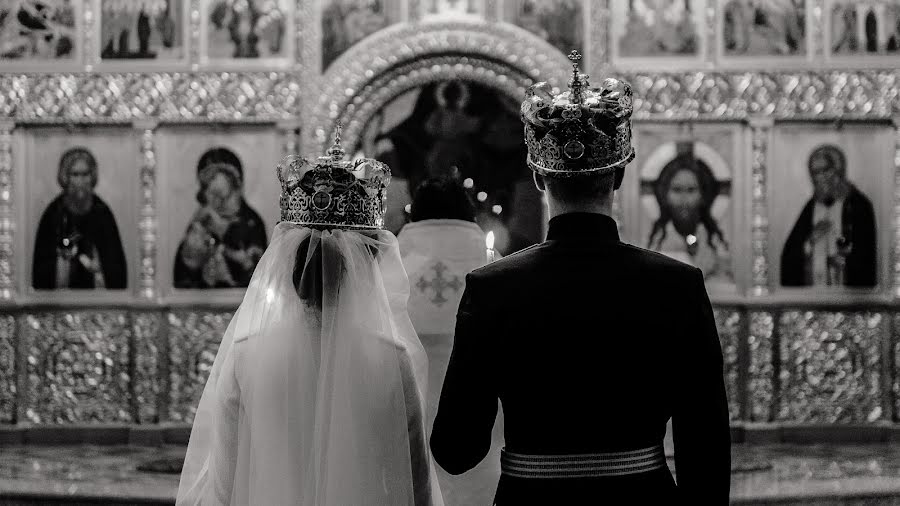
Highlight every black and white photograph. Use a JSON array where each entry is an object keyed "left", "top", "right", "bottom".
[{"left": 4, "top": 1, "right": 900, "bottom": 505}]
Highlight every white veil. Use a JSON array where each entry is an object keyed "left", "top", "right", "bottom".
[{"left": 177, "top": 222, "right": 444, "bottom": 505}]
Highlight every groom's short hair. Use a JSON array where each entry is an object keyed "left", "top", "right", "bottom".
[{"left": 543, "top": 172, "right": 615, "bottom": 204}]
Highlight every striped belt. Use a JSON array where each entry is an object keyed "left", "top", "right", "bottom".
[{"left": 500, "top": 445, "right": 666, "bottom": 479}]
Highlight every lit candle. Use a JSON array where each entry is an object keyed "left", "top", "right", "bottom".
[{"left": 485, "top": 230, "right": 495, "bottom": 264}]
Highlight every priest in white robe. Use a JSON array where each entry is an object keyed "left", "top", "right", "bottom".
[{"left": 398, "top": 176, "right": 504, "bottom": 505}]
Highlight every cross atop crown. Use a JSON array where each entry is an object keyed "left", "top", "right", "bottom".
[
  {"left": 567, "top": 50, "right": 588, "bottom": 104},
  {"left": 325, "top": 122, "right": 345, "bottom": 160}
]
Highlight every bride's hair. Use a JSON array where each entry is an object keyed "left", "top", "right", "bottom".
[{"left": 292, "top": 233, "right": 382, "bottom": 309}]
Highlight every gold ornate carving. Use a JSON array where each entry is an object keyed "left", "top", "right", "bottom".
[
  {"left": 777, "top": 311, "right": 884, "bottom": 423},
  {"left": 0, "top": 121, "right": 13, "bottom": 299},
  {"left": 894, "top": 117, "right": 900, "bottom": 296},
  {"left": 23, "top": 312, "right": 132, "bottom": 424},
  {"left": 749, "top": 117, "right": 771, "bottom": 296},
  {"left": 749, "top": 311, "right": 774, "bottom": 422},
  {"left": 0, "top": 315, "right": 14, "bottom": 423},
  {"left": 132, "top": 312, "right": 160, "bottom": 423},
  {"left": 810, "top": 0, "right": 825, "bottom": 59},
  {"left": 167, "top": 311, "right": 233, "bottom": 423},
  {"left": 137, "top": 122, "right": 158, "bottom": 300},
  {"left": 0, "top": 70, "right": 896, "bottom": 126},
  {"left": 305, "top": 20, "right": 572, "bottom": 154},
  {"left": 0, "top": 73, "right": 302, "bottom": 122},
  {"left": 714, "top": 308, "right": 742, "bottom": 421},
  {"left": 190, "top": 0, "right": 201, "bottom": 68},
  {"left": 585, "top": 0, "right": 610, "bottom": 77}
]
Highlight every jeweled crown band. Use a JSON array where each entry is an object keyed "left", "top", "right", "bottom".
[
  {"left": 500, "top": 444, "right": 666, "bottom": 479},
  {"left": 526, "top": 148, "right": 635, "bottom": 178}
]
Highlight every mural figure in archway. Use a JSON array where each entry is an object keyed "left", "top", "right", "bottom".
[{"left": 359, "top": 80, "right": 539, "bottom": 254}]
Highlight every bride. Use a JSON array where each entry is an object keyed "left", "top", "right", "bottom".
[{"left": 176, "top": 128, "right": 444, "bottom": 505}]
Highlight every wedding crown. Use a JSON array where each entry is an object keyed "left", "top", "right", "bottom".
[
  {"left": 521, "top": 50, "right": 635, "bottom": 178},
  {"left": 277, "top": 125, "right": 391, "bottom": 230}
]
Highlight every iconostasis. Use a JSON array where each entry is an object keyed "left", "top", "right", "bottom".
[{"left": 0, "top": 0, "right": 899, "bottom": 428}]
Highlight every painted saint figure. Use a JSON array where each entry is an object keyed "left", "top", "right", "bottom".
[
  {"left": 781, "top": 144, "right": 877, "bottom": 287},
  {"left": 174, "top": 148, "right": 268, "bottom": 289},
  {"left": 647, "top": 141, "right": 731, "bottom": 282},
  {"left": 33, "top": 147, "right": 127, "bottom": 289}
]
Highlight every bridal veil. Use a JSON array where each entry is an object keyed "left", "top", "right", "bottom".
[{"left": 177, "top": 222, "right": 444, "bottom": 505}]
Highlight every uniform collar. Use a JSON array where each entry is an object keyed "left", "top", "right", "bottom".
[{"left": 546, "top": 212, "right": 620, "bottom": 242}]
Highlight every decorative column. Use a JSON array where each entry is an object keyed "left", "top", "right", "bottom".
[
  {"left": 892, "top": 117, "right": 900, "bottom": 296},
  {"left": 278, "top": 120, "right": 301, "bottom": 158},
  {"left": 587, "top": 0, "right": 610, "bottom": 77},
  {"left": 136, "top": 121, "right": 158, "bottom": 300},
  {"left": 749, "top": 117, "right": 772, "bottom": 296},
  {"left": 83, "top": 0, "right": 96, "bottom": 71},
  {"left": 809, "top": 0, "right": 826, "bottom": 60},
  {"left": 0, "top": 121, "right": 14, "bottom": 301},
  {"left": 190, "top": 0, "right": 202, "bottom": 69},
  {"left": 704, "top": 1, "right": 716, "bottom": 65}
]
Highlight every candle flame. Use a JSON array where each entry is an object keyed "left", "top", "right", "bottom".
[{"left": 486, "top": 231, "right": 495, "bottom": 250}]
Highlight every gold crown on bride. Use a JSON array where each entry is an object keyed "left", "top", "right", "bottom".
[
  {"left": 521, "top": 50, "right": 635, "bottom": 178},
  {"left": 277, "top": 124, "right": 391, "bottom": 230}
]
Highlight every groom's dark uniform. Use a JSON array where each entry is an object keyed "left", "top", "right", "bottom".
[
  {"left": 430, "top": 213, "right": 731, "bottom": 504},
  {"left": 430, "top": 54, "right": 731, "bottom": 505}
]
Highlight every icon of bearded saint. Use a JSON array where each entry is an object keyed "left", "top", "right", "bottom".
[{"left": 647, "top": 141, "right": 732, "bottom": 282}]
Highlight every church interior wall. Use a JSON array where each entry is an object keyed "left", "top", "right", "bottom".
[{"left": 1, "top": 0, "right": 900, "bottom": 438}]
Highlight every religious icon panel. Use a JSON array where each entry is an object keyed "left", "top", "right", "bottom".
[
  {"left": 23, "top": 127, "right": 138, "bottom": 292},
  {"left": 201, "top": 0, "right": 292, "bottom": 64},
  {"left": 827, "top": 0, "right": 900, "bottom": 61},
  {"left": 610, "top": 0, "right": 707, "bottom": 66},
  {"left": 629, "top": 123, "right": 747, "bottom": 293},
  {"left": 0, "top": 0, "right": 81, "bottom": 64},
  {"left": 719, "top": 0, "right": 808, "bottom": 59},
  {"left": 504, "top": 0, "right": 584, "bottom": 57},
  {"left": 321, "top": 0, "right": 401, "bottom": 71},
  {"left": 769, "top": 122, "right": 894, "bottom": 292},
  {"left": 156, "top": 126, "right": 281, "bottom": 293},
  {"left": 356, "top": 79, "right": 542, "bottom": 256},
  {"left": 99, "top": 0, "right": 186, "bottom": 62}
]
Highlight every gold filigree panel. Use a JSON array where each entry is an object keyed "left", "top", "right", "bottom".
[
  {"left": 0, "top": 73, "right": 302, "bottom": 122},
  {"left": 22, "top": 312, "right": 132, "bottom": 424},
  {"left": 0, "top": 121, "right": 12, "bottom": 300},
  {"left": 777, "top": 311, "right": 884, "bottom": 424},
  {"left": 0, "top": 70, "right": 896, "bottom": 126},
  {"left": 0, "top": 315, "right": 14, "bottom": 423},
  {"left": 167, "top": 311, "right": 233, "bottom": 423},
  {"left": 133, "top": 312, "right": 160, "bottom": 424},
  {"left": 749, "top": 311, "right": 774, "bottom": 422},
  {"left": 714, "top": 307, "right": 741, "bottom": 421}
]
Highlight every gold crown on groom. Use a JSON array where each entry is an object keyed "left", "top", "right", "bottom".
[
  {"left": 277, "top": 124, "right": 391, "bottom": 230},
  {"left": 521, "top": 50, "right": 635, "bottom": 178}
]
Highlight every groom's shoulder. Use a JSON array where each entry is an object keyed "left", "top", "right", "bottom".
[{"left": 469, "top": 242, "right": 547, "bottom": 279}]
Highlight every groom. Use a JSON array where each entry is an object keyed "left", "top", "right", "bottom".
[{"left": 430, "top": 52, "right": 731, "bottom": 504}]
